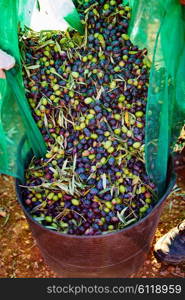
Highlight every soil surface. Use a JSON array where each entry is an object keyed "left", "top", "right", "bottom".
[{"left": 0, "top": 175, "right": 185, "bottom": 278}]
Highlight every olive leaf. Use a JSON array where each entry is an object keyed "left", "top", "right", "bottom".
[
  {"left": 117, "top": 207, "right": 128, "bottom": 224},
  {"left": 117, "top": 207, "right": 137, "bottom": 227},
  {"left": 26, "top": 65, "right": 40, "bottom": 70},
  {"left": 123, "top": 218, "right": 137, "bottom": 227},
  {"left": 73, "top": 154, "right": 77, "bottom": 173},
  {"left": 101, "top": 173, "right": 107, "bottom": 189},
  {"left": 45, "top": 226, "right": 58, "bottom": 231},
  {"left": 33, "top": 216, "right": 45, "bottom": 222}
]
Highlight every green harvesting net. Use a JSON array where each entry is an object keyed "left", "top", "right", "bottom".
[
  {"left": 126, "top": 0, "right": 185, "bottom": 195},
  {"left": 0, "top": 0, "right": 46, "bottom": 180}
]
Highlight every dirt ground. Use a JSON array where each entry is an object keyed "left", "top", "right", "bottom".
[{"left": 0, "top": 175, "right": 185, "bottom": 278}]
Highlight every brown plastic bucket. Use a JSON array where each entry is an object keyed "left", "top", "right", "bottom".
[
  {"left": 15, "top": 144, "right": 175, "bottom": 277},
  {"left": 16, "top": 179, "right": 175, "bottom": 277}
]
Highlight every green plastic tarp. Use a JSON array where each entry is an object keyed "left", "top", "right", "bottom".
[{"left": 126, "top": 0, "right": 185, "bottom": 195}]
